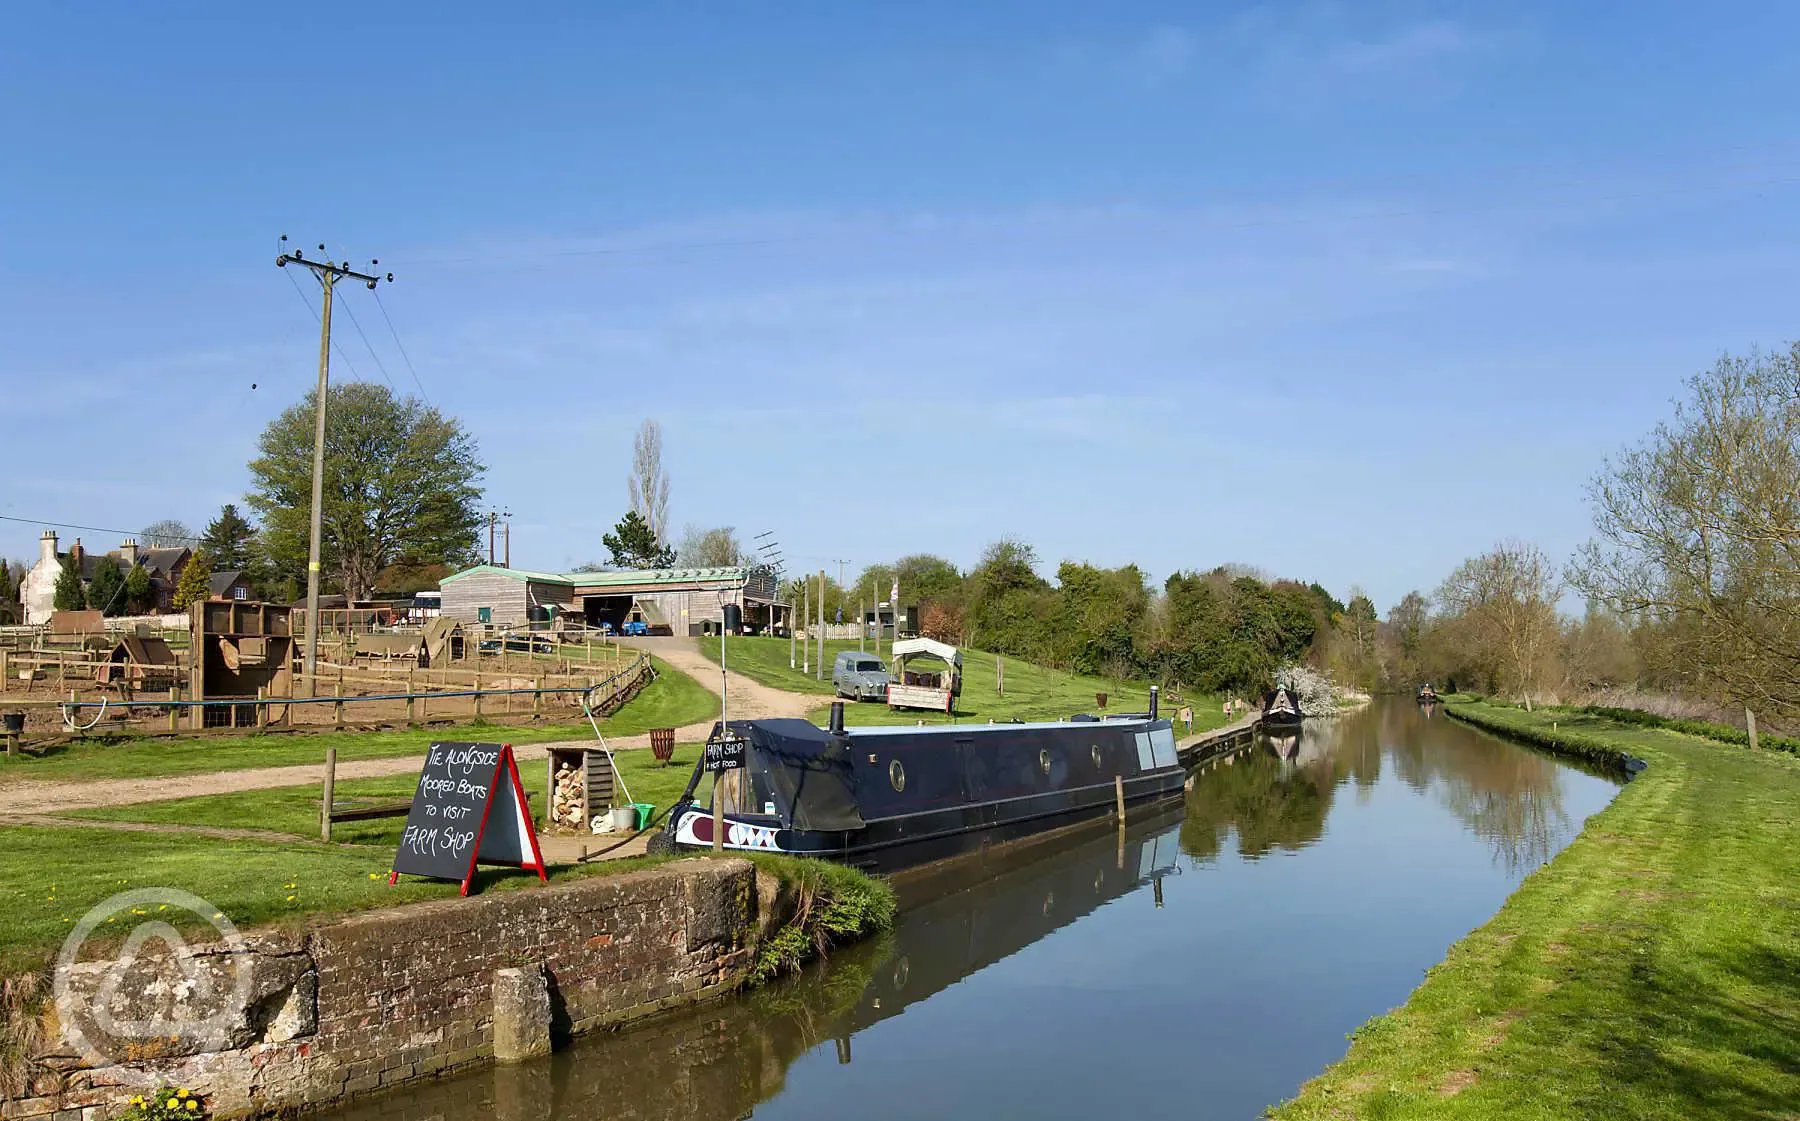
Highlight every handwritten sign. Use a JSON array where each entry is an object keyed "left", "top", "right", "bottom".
[
  {"left": 703, "top": 736, "right": 746, "bottom": 773},
  {"left": 389, "top": 741, "right": 546, "bottom": 895}
]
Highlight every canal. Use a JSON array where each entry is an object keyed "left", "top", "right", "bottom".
[{"left": 330, "top": 700, "right": 1621, "bottom": 1121}]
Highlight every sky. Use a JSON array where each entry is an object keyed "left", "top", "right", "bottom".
[{"left": 4, "top": 1, "right": 1799, "bottom": 611}]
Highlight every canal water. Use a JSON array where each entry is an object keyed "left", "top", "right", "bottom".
[{"left": 332, "top": 700, "right": 1621, "bottom": 1121}]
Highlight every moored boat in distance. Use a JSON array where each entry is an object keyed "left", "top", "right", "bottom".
[
  {"left": 653, "top": 692, "right": 1186, "bottom": 873},
  {"left": 1261, "top": 683, "right": 1304, "bottom": 728}
]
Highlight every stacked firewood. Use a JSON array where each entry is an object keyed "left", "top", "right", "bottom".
[{"left": 551, "top": 762, "right": 587, "bottom": 830}]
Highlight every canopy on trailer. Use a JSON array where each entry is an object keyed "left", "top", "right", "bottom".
[{"left": 889, "top": 637, "right": 962, "bottom": 668}]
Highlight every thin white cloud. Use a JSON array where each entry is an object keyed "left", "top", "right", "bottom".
[{"left": 1326, "top": 21, "right": 1480, "bottom": 74}]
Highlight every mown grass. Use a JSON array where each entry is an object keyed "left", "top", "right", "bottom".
[
  {"left": 0, "top": 825, "right": 680, "bottom": 975},
  {"left": 702, "top": 635, "right": 1233, "bottom": 729},
  {"left": 0, "top": 657, "right": 718, "bottom": 783},
  {"left": 1271, "top": 700, "right": 1800, "bottom": 1120},
  {"left": 64, "top": 745, "right": 707, "bottom": 846}
]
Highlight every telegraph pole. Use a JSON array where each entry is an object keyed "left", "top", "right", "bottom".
[{"left": 276, "top": 236, "right": 391, "bottom": 697}]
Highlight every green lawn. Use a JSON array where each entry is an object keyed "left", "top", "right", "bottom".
[
  {"left": 65, "top": 745, "right": 708, "bottom": 846},
  {"left": 703, "top": 635, "right": 1231, "bottom": 729},
  {"left": 0, "top": 824, "right": 678, "bottom": 974},
  {"left": 1272, "top": 701, "right": 1800, "bottom": 1120},
  {"left": 0, "top": 657, "right": 717, "bottom": 783}
]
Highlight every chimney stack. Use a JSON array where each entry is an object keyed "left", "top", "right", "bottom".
[
  {"left": 39, "top": 530, "right": 57, "bottom": 567},
  {"left": 120, "top": 538, "right": 139, "bottom": 567},
  {"left": 69, "top": 539, "right": 84, "bottom": 568}
]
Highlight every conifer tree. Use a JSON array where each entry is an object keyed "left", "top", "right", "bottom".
[
  {"left": 52, "top": 554, "right": 85, "bottom": 611},
  {"left": 172, "top": 551, "right": 212, "bottom": 611},
  {"left": 87, "top": 557, "right": 126, "bottom": 616}
]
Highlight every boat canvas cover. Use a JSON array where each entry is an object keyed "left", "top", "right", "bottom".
[
  {"left": 735, "top": 719, "right": 867, "bottom": 833},
  {"left": 889, "top": 637, "right": 961, "bottom": 667}
]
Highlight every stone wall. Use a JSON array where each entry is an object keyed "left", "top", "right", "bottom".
[{"left": 6, "top": 858, "right": 778, "bottom": 1121}]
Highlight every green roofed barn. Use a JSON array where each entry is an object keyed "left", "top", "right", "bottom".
[{"left": 438, "top": 564, "right": 787, "bottom": 636}]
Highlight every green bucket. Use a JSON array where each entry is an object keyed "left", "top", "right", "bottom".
[{"left": 631, "top": 803, "right": 655, "bottom": 830}]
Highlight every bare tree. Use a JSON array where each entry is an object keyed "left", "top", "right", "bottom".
[
  {"left": 628, "top": 420, "right": 671, "bottom": 549},
  {"left": 1574, "top": 344, "right": 1800, "bottom": 720},
  {"left": 674, "top": 524, "right": 746, "bottom": 568},
  {"left": 1437, "top": 541, "right": 1562, "bottom": 707},
  {"left": 139, "top": 519, "right": 195, "bottom": 548}
]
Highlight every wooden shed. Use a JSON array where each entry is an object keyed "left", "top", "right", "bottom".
[{"left": 100, "top": 635, "right": 180, "bottom": 692}]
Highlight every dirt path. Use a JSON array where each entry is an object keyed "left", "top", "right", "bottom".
[{"left": 0, "top": 639, "right": 815, "bottom": 817}]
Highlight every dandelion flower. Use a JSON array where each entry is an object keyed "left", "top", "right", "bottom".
[
  {"left": 159, "top": 904, "right": 168, "bottom": 911},
  {"left": 186, "top": 1102, "right": 198, "bottom": 1113},
  {"left": 177, "top": 1089, "right": 189, "bottom": 1098},
  {"left": 286, "top": 895, "right": 296, "bottom": 902}
]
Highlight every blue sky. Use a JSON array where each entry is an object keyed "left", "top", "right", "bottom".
[{"left": 5, "top": 1, "right": 1798, "bottom": 610}]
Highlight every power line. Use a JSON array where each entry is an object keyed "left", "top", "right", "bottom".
[
  {"left": 0, "top": 514, "right": 203, "bottom": 545},
  {"left": 372, "top": 288, "right": 429, "bottom": 402},
  {"left": 338, "top": 297, "right": 398, "bottom": 393},
  {"left": 284, "top": 265, "right": 368, "bottom": 382}
]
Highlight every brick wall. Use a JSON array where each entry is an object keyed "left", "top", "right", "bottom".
[{"left": 8, "top": 858, "right": 774, "bottom": 1121}]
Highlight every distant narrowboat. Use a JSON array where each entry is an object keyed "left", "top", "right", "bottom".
[
  {"left": 1261, "top": 683, "right": 1305, "bottom": 728},
  {"left": 652, "top": 696, "right": 1186, "bottom": 872}
]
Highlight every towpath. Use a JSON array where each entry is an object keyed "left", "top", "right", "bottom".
[{"left": 0, "top": 639, "right": 810, "bottom": 816}]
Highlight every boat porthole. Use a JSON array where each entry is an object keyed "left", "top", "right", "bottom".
[
  {"left": 889, "top": 759, "right": 906, "bottom": 792},
  {"left": 1091, "top": 744, "right": 1102, "bottom": 768},
  {"left": 1039, "top": 748, "right": 1051, "bottom": 775}
]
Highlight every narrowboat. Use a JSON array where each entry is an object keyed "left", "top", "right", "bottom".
[
  {"left": 1416, "top": 683, "right": 1440, "bottom": 704},
  {"left": 650, "top": 693, "right": 1186, "bottom": 872},
  {"left": 1261, "top": 683, "right": 1305, "bottom": 728}
]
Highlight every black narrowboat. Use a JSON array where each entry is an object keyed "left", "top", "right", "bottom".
[
  {"left": 653, "top": 697, "right": 1186, "bottom": 873},
  {"left": 1261, "top": 683, "right": 1305, "bottom": 728}
]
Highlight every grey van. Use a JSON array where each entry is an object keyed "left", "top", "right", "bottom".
[{"left": 832, "top": 651, "right": 893, "bottom": 701}]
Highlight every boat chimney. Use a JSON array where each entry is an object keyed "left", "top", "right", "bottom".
[
  {"left": 829, "top": 701, "right": 845, "bottom": 735},
  {"left": 1149, "top": 685, "right": 1159, "bottom": 719}
]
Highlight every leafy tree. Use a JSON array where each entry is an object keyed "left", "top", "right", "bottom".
[
  {"left": 172, "top": 549, "right": 212, "bottom": 611},
  {"left": 124, "top": 562, "right": 156, "bottom": 614},
  {"left": 1054, "top": 562, "right": 1149, "bottom": 677},
  {"left": 965, "top": 539, "right": 1053, "bottom": 658},
  {"left": 246, "top": 382, "right": 484, "bottom": 600},
  {"left": 201, "top": 504, "right": 256, "bottom": 571},
  {"left": 673, "top": 524, "right": 745, "bottom": 567},
  {"left": 1575, "top": 344, "right": 1800, "bottom": 720},
  {"left": 602, "top": 510, "right": 675, "bottom": 569},
  {"left": 1437, "top": 541, "right": 1561, "bottom": 705},
  {"left": 87, "top": 557, "right": 126, "bottom": 616},
  {"left": 139, "top": 519, "right": 194, "bottom": 548},
  {"left": 52, "top": 554, "right": 85, "bottom": 611},
  {"left": 0, "top": 560, "right": 14, "bottom": 608}
]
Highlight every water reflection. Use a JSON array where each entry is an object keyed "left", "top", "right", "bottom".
[
  {"left": 326, "top": 702, "right": 1621, "bottom": 1121},
  {"left": 1183, "top": 701, "right": 1594, "bottom": 873}
]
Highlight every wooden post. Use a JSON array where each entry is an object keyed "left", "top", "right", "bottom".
[
  {"left": 0, "top": 650, "right": 8, "bottom": 691},
  {"left": 474, "top": 665, "right": 483, "bottom": 717},
  {"left": 168, "top": 687, "right": 179, "bottom": 733},
  {"left": 333, "top": 697, "right": 344, "bottom": 729},
  {"left": 711, "top": 776, "right": 724, "bottom": 853},
  {"left": 256, "top": 686, "right": 268, "bottom": 729},
  {"left": 533, "top": 676, "right": 543, "bottom": 716},
  {"left": 321, "top": 747, "right": 336, "bottom": 841},
  {"left": 997, "top": 656, "right": 1005, "bottom": 696},
  {"left": 1746, "top": 707, "right": 1760, "bottom": 751},
  {"left": 57, "top": 653, "right": 66, "bottom": 694},
  {"left": 407, "top": 669, "right": 417, "bottom": 725},
  {"left": 1114, "top": 774, "right": 1126, "bottom": 823}
]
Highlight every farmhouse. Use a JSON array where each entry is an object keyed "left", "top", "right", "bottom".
[
  {"left": 20, "top": 531, "right": 191, "bottom": 624},
  {"left": 439, "top": 564, "right": 786, "bottom": 635}
]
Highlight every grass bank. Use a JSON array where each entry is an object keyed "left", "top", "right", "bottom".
[
  {"left": 1272, "top": 701, "right": 1800, "bottom": 1120},
  {"left": 64, "top": 743, "right": 707, "bottom": 845},
  {"left": 0, "top": 657, "right": 718, "bottom": 783},
  {"left": 703, "top": 635, "right": 1231, "bottom": 729}
]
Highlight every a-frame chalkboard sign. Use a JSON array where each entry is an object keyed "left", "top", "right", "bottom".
[{"left": 389, "top": 741, "right": 548, "bottom": 896}]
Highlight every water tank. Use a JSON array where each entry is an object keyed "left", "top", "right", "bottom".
[
  {"left": 526, "top": 605, "right": 549, "bottom": 623},
  {"left": 723, "top": 602, "right": 743, "bottom": 635}
]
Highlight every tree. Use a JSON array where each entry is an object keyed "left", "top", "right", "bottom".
[
  {"left": 172, "top": 549, "right": 212, "bottom": 611},
  {"left": 673, "top": 524, "right": 745, "bottom": 567},
  {"left": 602, "top": 510, "right": 675, "bottom": 569},
  {"left": 246, "top": 382, "right": 484, "bottom": 600},
  {"left": 628, "top": 419, "right": 671, "bottom": 550},
  {"left": 201, "top": 504, "right": 256, "bottom": 571},
  {"left": 1387, "top": 591, "right": 1430, "bottom": 682},
  {"left": 139, "top": 520, "right": 194, "bottom": 548},
  {"left": 1437, "top": 541, "right": 1562, "bottom": 705},
  {"left": 124, "top": 563, "right": 155, "bottom": 614},
  {"left": 1575, "top": 344, "right": 1800, "bottom": 720},
  {"left": 87, "top": 558, "right": 126, "bottom": 616},
  {"left": 53, "top": 554, "right": 85, "bottom": 611}
]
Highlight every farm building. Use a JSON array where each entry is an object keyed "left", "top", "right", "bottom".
[{"left": 438, "top": 564, "right": 786, "bottom": 635}]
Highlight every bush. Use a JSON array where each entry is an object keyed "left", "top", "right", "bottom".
[
  {"left": 1575, "top": 706, "right": 1799, "bottom": 754},
  {"left": 747, "top": 856, "right": 896, "bottom": 983}
]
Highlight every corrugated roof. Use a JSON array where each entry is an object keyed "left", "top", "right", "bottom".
[{"left": 441, "top": 564, "right": 748, "bottom": 588}]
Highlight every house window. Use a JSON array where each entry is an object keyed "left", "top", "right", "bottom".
[{"left": 232, "top": 585, "right": 248, "bottom": 601}]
